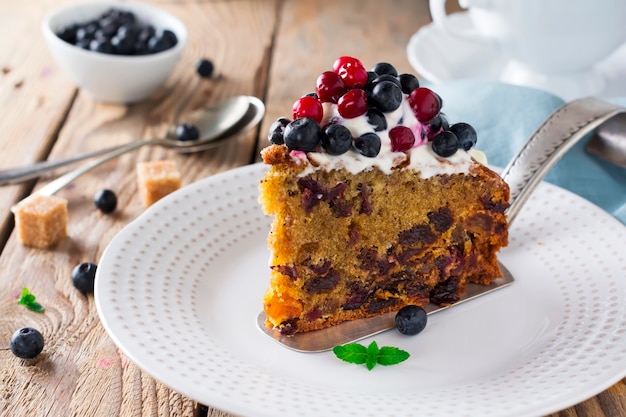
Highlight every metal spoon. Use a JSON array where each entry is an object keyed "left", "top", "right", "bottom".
[
  {"left": 0, "top": 95, "right": 252, "bottom": 185},
  {"left": 257, "top": 96, "right": 626, "bottom": 352},
  {"left": 28, "top": 96, "right": 265, "bottom": 198}
]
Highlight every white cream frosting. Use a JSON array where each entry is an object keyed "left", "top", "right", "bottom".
[{"left": 293, "top": 95, "right": 485, "bottom": 179}]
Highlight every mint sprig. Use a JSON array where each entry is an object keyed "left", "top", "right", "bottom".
[
  {"left": 333, "top": 341, "right": 410, "bottom": 370},
  {"left": 18, "top": 287, "right": 44, "bottom": 313}
]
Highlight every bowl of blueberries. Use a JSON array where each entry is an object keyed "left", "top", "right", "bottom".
[{"left": 42, "top": 1, "right": 187, "bottom": 103}]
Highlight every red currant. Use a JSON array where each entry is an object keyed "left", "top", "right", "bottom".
[
  {"left": 389, "top": 126, "right": 415, "bottom": 152},
  {"left": 332, "top": 56, "right": 364, "bottom": 73},
  {"left": 292, "top": 96, "right": 323, "bottom": 125},
  {"left": 337, "top": 89, "right": 368, "bottom": 119},
  {"left": 408, "top": 87, "right": 442, "bottom": 123},
  {"left": 316, "top": 71, "right": 347, "bottom": 103}
]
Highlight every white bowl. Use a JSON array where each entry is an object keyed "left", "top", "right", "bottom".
[{"left": 42, "top": 1, "right": 187, "bottom": 104}]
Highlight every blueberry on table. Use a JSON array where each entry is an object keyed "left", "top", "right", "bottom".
[
  {"left": 72, "top": 262, "right": 97, "bottom": 293},
  {"left": 94, "top": 189, "right": 117, "bottom": 213},
  {"left": 395, "top": 305, "right": 427, "bottom": 335},
  {"left": 175, "top": 123, "right": 200, "bottom": 141},
  {"left": 10, "top": 327, "right": 44, "bottom": 359},
  {"left": 196, "top": 58, "right": 215, "bottom": 78}
]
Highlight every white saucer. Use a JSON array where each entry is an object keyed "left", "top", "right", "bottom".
[{"left": 407, "top": 12, "right": 626, "bottom": 100}]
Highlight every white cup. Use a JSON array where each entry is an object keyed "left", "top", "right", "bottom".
[{"left": 429, "top": 0, "right": 626, "bottom": 76}]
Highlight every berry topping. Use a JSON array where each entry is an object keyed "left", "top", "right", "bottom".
[
  {"left": 450, "top": 122, "right": 477, "bottom": 151},
  {"left": 284, "top": 117, "right": 322, "bottom": 152},
  {"left": 10, "top": 327, "right": 44, "bottom": 359},
  {"left": 268, "top": 117, "right": 290, "bottom": 145},
  {"left": 196, "top": 58, "right": 215, "bottom": 78},
  {"left": 337, "top": 89, "right": 368, "bottom": 119},
  {"left": 371, "top": 62, "right": 398, "bottom": 77},
  {"left": 408, "top": 87, "right": 442, "bottom": 123},
  {"left": 370, "top": 74, "right": 401, "bottom": 89},
  {"left": 395, "top": 305, "right": 427, "bottom": 335},
  {"left": 389, "top": 126, "right": 415, "bottom": 152},
  {"left": 316, "top": 71, "right": 347, "bottom": 103},
  {"left": 292, "top": 96, "right": 323, "bottom": 124},
  {"left": 332, "top": 56, "right": 365, "bottom": 73},
  {"left": 94, "top": 189, "right": 117, "bottom": 213},
  {"left": 432, "top": 131, "right": 460, "bottom": 157},
  {"left": 337, "top": 63, "right": 368, "bottom": 88},
  {"left": 370, "top": 80, "right": 402, "bottom": 113},
  {"left": 322, "top": 124, "right": 353, "bottom": 155},
  {"left": 72, "top": 262, "right": 98, "bottom": 293},
  {"left": 365, "top": 108, "right": 387, "bottom": 132},
  {"left": 398, "top": 73, "right": 420, "bottom": 94},
  {"left": 354, "top": 132, "right": 381, "bottom": 157},
  {"left": 175, "top": 123, "right": 200, "bottom": 141}
]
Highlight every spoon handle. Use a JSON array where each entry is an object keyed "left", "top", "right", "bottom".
[
  {"left": 502, "top": 97, "right": 626, "bottom": 225},
  {"left": 34, "top": 138, "right": 159, "bottom": 197}
]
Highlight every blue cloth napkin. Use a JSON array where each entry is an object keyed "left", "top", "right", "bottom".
[{"left": 428, "top": 80, "right": 626, "bottom": 225}]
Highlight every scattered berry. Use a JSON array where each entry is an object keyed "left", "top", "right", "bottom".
[
  {"left": 292, "top": 96, "right": 323, "bottom": 124},
  {"left": 398, "top": 73, "right": 420, "bottom": 94},
  {"left": 268, "top": 117, "right": 290, "bottom": 145},
  {"left": 408, "top": 87, "right": 441, "bottom": 123},
  {"left": 371, "top": 62, "right": 398, "bottom": 77},
  {"left": 389, "top": 126, "right": 415, "bottom": 152},
  {"left": 432, "top": 131, "right": 460, "bottom": 157},
  {"left": 316, "top": 71, "right": 346, "bottom": 103},
  {"left": 10, "top": 327, "right": 44, "bottom": 359},
  {"left": 365, "top": 108, "right": 387, "bottom": 132},
  {"left": 94, "top": 189, "right": 117, "bottom": 213},
  {"left": 354, "top": 132, "right": 381, "bottom": 157},
  {"left": 450, "top": 122, "right": 477, "bottom": 151},
  {"left": 322, "top": 124, "right": 353, "bottom": 155},
  {"left": 370, "top": 80, "right": 402, "bottom": 113},
  {"left": 283, "top": 117, "right": 322, "bottom": 152},
  {"left": 196, "top": 58, "right": 214, "bottom": 78},
  {"left": 395, "top": 305, "right": 427, "bottom": 335},
  {"left": 72, "top": 262, "right": 97, "bottom": 293},
  {"left": 175, "top": 123, "right": 200, "bottom": 141},
  {"left": 337, "top": 89, "right": 368, "bottom": 119}
]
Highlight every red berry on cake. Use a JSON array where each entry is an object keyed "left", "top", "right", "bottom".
[
  {"left": 337, "top": 88, "right": 368, "bottom": 119},
  {"left": 408, "top": 87, "right": 442, "bottom": 123},
  {"left": 332, "top": 56, "right": 365, "bottom": 73},
  {"left": 316, "top": 71, "right": 347, "bottom": 103},
  {"left": 389, "top": 126, "right": 415, "bottom": 152},
  {"left": 292, "top": 96, "right": 323, "bottom": 125},
  {"left": 337, "top": 63, "right": 368, "bottom": 88}
]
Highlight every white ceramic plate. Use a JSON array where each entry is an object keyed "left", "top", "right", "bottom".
[
  {"left": 407, "top": 11, "right": 626, "bottom": 101},
  {"left": 96, "top": 163, "right": 626, "bottom": 417}
]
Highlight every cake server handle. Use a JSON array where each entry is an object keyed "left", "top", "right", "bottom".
[{"left": 501, "top": 97, "right": 626, "bottom": 225}]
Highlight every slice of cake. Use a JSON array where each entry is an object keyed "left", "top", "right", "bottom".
[{"left": 259, "top": 56, "right": 510, "bottom": 335}]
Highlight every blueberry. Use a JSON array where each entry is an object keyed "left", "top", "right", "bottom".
[
  {"left": 111, "top": 33, "right": 135, "bottom": 55},
  {"left": 354, "top": 132, "right": 381, "bottom": 157},
  {"left": 365, "top": 108, "right": 387, "bottom": 132},
  {"left": 304, "top": 92, "right": 319, "bottom": 98},
  {"left": 283, "top": 117, "right": 322, "bottom": 152},
  {"left": 395, "top": 305, "right": 427, "bottom": 335},
  {"left": 175, "top": 123, "right": 200, "bottom": 141},
  {"left": 72, "top": 262, "right": 97, "bottom": 293},
  {"left": 372, "top": 62, "right": 398, "bottom": 77},
  {"left": 57, "top": 24, "right": 78, "bottom": 44},
  {"left": 432, "top": 130, "right": 460, "bottom": 157},
  {"left": 449, "top": 122, "right": 477, "bottom": 151},
  {"left": 370, "top": 74, "right": 401, "bottom": 89},
  {"left": 398, "top": 73, "right": 420, "bottom": 94},
  {"left": 94, "top": 189, "right": 117, "bottom": 213},
  {"left": 370, "top": 81, "right": 402, "bottom": 113},
  {"left": 196, "top": 58, "right": 214, "bottom": 78},
  {"left": 137, "top": 25, "right": 156, "bottom": 43},
  {"left": 322, "top": 124, "right": 352, "bottom": 155},
  {"left": 89, "top": 39, "right": 114, "bottom": 54},
  {"left": 147, "top": 30, "right": 177, "bottom": 54},
  {"left": 429, "top": 113, "right": 449, "bottom": 133},
  {"left": 268, "top": 117, "right": 290, "bottom": 145},
  {"left": 10, "top": 327, "right": 44, "bottom": 359}
]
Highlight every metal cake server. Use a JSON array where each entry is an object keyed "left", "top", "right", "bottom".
[{"left": 258, "top": 97, "right": 626, "bottom": 352}]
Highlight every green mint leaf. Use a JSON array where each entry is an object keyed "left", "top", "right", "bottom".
[
  {"left": 17, "top": 287, "right": 44, "bottom": 313},
  {"left": 366, "top": 341, "right": 379, "bottom": 371},
  {"left": 377, "top": 346, "right": 410, "bottom": 366},
  {"left": 333, "top": 343, "right": 367, "bottom": 364}
]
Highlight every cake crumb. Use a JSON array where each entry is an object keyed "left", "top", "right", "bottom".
[
  {"left": 11, "top": 195, "right": 68, "bottom": 248},
  {"left": 136, "top": 160, "right": 181, "bottom": 207}
]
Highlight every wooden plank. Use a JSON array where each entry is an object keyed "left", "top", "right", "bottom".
[{"left": 0, "top": 1, "right": 277, "bottom": 416}]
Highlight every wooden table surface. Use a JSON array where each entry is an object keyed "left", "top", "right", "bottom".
[{"left": 1, "top": 0, "right": 625, "bottom": 416}]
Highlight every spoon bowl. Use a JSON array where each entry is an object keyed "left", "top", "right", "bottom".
[{"left": 0, "top": 95, "right": 254, "bottom": 185}]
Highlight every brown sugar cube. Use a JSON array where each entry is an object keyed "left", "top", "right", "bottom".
[
  {"left": 11, "top": 194, "right": 68, "bottom": 248},
  {"left": 137, "top": 160, "right": 182, "bottom": 207}
]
